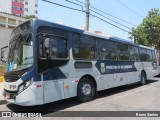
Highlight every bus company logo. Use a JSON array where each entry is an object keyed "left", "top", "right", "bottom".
[
  {"left": 2, "top": 112, "right": 12, "bottom": 117},
  {"left": 100, "top": 63, "right": 105, "bottom": 73}
]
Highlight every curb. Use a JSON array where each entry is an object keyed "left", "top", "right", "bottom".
[{"left": 0, "top": 82, "right": 4, "bottom": 103}]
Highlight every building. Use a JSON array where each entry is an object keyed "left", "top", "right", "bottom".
[
  {"left": 0, "top": 0, "right": 38, "bottom": 17},
  {"left": 24, "top": 0, "right": 38, "bottom": 17},
  {"left": 0, "top": 0, "right": 12, "bottom": 14}
]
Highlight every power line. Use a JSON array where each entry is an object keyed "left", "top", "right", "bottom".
[
  {"left": 90, "top": 7, "right": 137, "bottom": 27},
  {"left": 91, "top": 15, "right": 130, "bottom": 33},
  {"left": 66, "top": 0, "right": 89, "bottom": 31},
  {"left": 115, "top": 0, "right": 143, "bottom": 18},
  {"left": 74, "top": 0, "right": 84, "bottom": 5},
  {"left": 42, "top": 0, "right": 130, "bottom": 33},
  {"left": 42, "top": 0, "right": 85, "bottom": 12},
  {"left": 65, "top": 0, "right": 84, "bottom": 11},
  {"left": 66, "top": 0, "right": 132, "bottom": 30},
  {"left": 90, "top": 9, "right": 131, "bottom": 30},
  {"left": 74, "top": 0, "right": 137, "bottom": 27}
]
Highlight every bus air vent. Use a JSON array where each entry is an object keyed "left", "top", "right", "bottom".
[{"left": 4, "top": 74, "right": 20, "bottom": 82}]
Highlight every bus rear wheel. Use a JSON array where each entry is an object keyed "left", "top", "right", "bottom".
[
  {"left": 140, "top": 71, "right": 146, "bottom": 85},
  {"left": 77, "top": 77, "right": 95, "bottom": 102}
]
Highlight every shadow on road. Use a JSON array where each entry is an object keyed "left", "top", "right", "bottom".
[
  {"left": 97, "top": 79, "right": 158, "bottom": 99},
  {"left": 6, "top": 79, "right": 158, "bottom": 116}
]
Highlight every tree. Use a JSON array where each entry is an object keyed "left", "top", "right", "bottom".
[{"left": 129, "top": 8, "right": 160, "bottom": 64}]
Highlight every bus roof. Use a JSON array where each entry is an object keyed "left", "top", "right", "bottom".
[
  {"left": 33, "top": 19, "right": 154, "bottom": 50},
  {"left": 139, "top": 45, "right": 155, "bottom": 50}
]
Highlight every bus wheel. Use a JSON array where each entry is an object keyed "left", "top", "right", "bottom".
[
  {"left": 140, "top": 71, "right": 146, "bottom": 85},
  {"left": 77, "top": 77, "right": 95, "bottom": 102}
]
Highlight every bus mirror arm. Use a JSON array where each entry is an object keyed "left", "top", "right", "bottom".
[{"left": 1, "top": 46, "right": 8, "bottom": 63}]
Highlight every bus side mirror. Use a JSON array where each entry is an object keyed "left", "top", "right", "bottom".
[
  {"left": 1, "top": 46, "right": 8, "bottom": 63},
  {"left": 44, "top": 38, "right": 50, "bottom": 50},
  {"left": 43, "top": 38, "right": 50, "bottom": 57},
  {"left": 39, "top": 37, "right": 50, "bottom": 58}
]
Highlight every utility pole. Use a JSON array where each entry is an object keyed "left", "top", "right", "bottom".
[{"left": 85, "top": 0, "right": 89, "bottom": 31}]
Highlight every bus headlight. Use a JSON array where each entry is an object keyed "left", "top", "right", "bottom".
[
  {"left": 25, "top": 79, "right": 32, "bottom": 88},
  {"left": 18, "top": 78, "right": 33, "bottom": 94},
  {"left": 19, "top": 85, "right": 24, "bottom": 93}
]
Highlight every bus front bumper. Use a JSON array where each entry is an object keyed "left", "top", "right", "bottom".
[{"left": 3, "top": 87, "right": 37, "bottom": 106}]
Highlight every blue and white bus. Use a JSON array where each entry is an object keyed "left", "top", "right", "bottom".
[{"left": 2, "top": 19, "right": 158, "bottom": 106}]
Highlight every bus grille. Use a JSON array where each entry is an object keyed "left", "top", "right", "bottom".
[
  {"left": 4, "top": 74, "right": 20, "bottom": 82},
  {"left": 3, "top": 90, "right": 18, "bottom": 99}
]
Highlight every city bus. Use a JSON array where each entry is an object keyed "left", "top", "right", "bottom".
[{"left": 2, "top": 19, "right": 158, "bottom": 106}]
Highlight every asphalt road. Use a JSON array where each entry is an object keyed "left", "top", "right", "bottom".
[{"left": 0, "top": 77, "right": 160, "bottom": 119}]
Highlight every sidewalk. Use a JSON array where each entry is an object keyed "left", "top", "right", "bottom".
[{"left": 0, "top": 82, "right": 4, "bottom": 101}]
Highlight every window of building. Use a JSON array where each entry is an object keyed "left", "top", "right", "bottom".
[
  {"left": 116, "top": 43, "right": 130, "bottom": 61},
  {"left": 25, "top": 1, "right": 28, "bottom": 5},
  {"left": 98, "top": 40, "right": 116, "bottom": 60},
  {"left": 13, "top": 0, "right": 23, "bottom": 3},
  {"left": 12, "top": 6, "right": 17, "bottom": 10},
  {"left": 129, "top": 46, "right": 140, "bottom": 61},
  {"left": 20, "top": 0, "right": 24, "bottom": 4},
  {"left": 12, "top": 0, "right": 18, "bottom": 2},
  {"left": 35, "top": 10, "right": 38, "bottom": 14},
  {"left": 73, "top": 33, "right": 97, "bottom": 59},
  {"left": 0, "top": 24, "right": 6, "bottom": 28},
  {"left": 17, "top": 7, "right": 23, "bottom": 10},
  {"left": 25, "top": 8, "right": 28, "bottom": 11}
]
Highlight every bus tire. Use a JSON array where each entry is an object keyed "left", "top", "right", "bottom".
[
  {"left": 77, "top": 77, "right": 95, "bottom": 102},
  {"left": 140, "top": 71, "right": 146, "bottom": 85}
]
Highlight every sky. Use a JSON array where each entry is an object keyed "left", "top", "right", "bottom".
[{"left": 39, "top": 0, "right": 160, "bottom": 41}]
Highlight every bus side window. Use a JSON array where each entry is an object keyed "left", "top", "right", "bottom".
[
  {"left": 49, "top": 36, "right": 67, "bottom": 59},
  {"left": 98, "top": 40, "right": 116, "bottom": 60},
  {"left": 139, "top": 48, "right": 148, "bottom": 61},
  {"left": 72, "top": 33, "right": 97, "bottom": 59},
  {"left": 146, "top": 49, "right": 153, "bottom": 62},
  {"left": 116, "top": 43, "right": 130, "bottom": 61},
  {"left": 39, "top": 35, "right": 67, "bottom": 59},
  {"left": 152, "top": 50, "right": 156, "bottom": 62},
  {"left": 129, "top": 46, "right": 140, "bottom": 61}
]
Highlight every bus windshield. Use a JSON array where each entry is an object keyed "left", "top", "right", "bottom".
[{"left": 6, "top": 34, "right": 33, "bottom": 72}]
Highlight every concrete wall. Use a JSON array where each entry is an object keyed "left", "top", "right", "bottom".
[{"left": 0, "top": 28, "right": 13, "bottom": 48}]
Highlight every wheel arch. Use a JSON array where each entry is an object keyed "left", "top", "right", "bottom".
[
  {"left": 79, "top": 74, "right": 97, "bottom": 91},
  {"left": 141, "top": 70, "right": 147, "bottom": 79}
]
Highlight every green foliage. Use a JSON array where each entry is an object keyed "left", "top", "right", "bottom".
[
  {"left": 129, "top": 8, "right": 160, "bottom": 49},
  {"left": 25, "top": 15, "right": 38, "bottom": 19}
]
